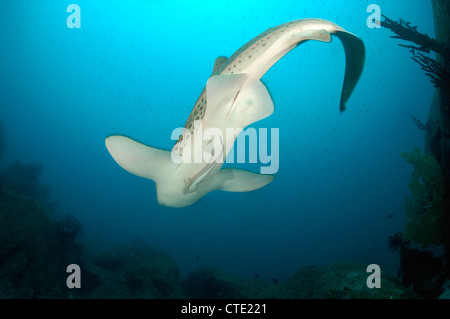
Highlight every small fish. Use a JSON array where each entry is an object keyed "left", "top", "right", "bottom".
[{"left": 272, "top": 278, "right": 278, "bottom": 284}]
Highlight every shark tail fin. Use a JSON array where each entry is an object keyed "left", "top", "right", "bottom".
[
  {"left": 333, "top": 30, "right": 366, "bottom": 112},
  {"left": 105, "top": 135, "right": 172, "bottom": 183},
  {"left": 211, "top": 168, "right": 274, "bottom": 192}
]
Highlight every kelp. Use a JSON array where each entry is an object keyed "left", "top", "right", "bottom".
[{"left": 401, "top": 148, "right": 447, "bottom": 247}]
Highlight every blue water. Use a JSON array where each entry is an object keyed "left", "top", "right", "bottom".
[{"left": 0, "top": 0, "right": 436, "bottom": 281}]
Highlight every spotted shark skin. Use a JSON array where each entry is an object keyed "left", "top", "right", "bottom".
[
  {"left": 173, "top": 19, "right": 365, "bottom": 155},
  {"left": 105, "top": 18, "right": 365, "bottom": 208}
]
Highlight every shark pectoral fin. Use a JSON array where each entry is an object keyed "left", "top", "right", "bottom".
[
  {"left": 212, "top": 56, "right": 228, "bottom": 75},
  {"left": 105, "top": 135, "right": 172, "bottom": 183},
  {"left": 205, "top": 74, "right": 274, "bottom": 128},
  {"left": 212, "top": 168, "right": 274, "bottom": 192},
  {"left": 230, "top": 76, "right": 275, "bottom": 127},
  {"left": 205, "top": 74, "right": 249, "bottom": 118},
  {"left": 333, "top": 30, "right": 366, "bottom": 112}
]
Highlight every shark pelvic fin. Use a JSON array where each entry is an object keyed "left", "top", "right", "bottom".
[
  {"left": 105, "top": 135, "right": 172, "bottom": 183},
  {"left": 212, "top": 168, "right": 274, "bottom": 192},
  {"left": 205, "top": 74, "right": 274, "bottom": 128}
]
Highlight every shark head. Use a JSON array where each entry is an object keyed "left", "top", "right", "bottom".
[{"left": 105, "top": 18, "right": 365, "bottom": 208}]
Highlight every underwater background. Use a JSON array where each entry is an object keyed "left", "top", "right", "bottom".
[{"left": 0, "top": 0, "right": 443, "bottom": 298}]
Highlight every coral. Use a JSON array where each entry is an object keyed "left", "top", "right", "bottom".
[
  {"left": 0, "top": 161, "right": 57, "bottom": 213},
  {"left": 182, "top": 267, "right": 274, "bottom": 299},
  {"left": 182, "top": 263, "right": 418, "bottom": 299},
  {"left": 0, "top": 187, "right": 66, "bottom": 298},
  {"left": 0, "top": 185, "right": 84, "bottom": 297},
  {"left": 413, "top": 53, "right": 450, "bottom": 92},
  {"left": 399, "top": 248, "right": 445, "bottom": 298},
  {"left": 55, "top": 213, "right": 83, "bottom": 260},
  {"left": 381, "top": 15, "right": 450, "bottom": 106},
  {"left": 88, "top": 240, "right": 185, "bottom": 298},
  {"left": 277, "top": 263, "right": 418, "bottom": 299},
  {"left": 0, "top": 162, "right": 42, "bottom": 196},
  {"left": 381, "top": 16, "right": 450, "bottom": 59},
  {"left": 401, "top": 148, "right": 448, "bottom": 247}
]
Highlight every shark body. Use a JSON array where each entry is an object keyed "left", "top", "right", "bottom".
[{"left": 105, "top": 18, "right": 366, "bottom": 207}]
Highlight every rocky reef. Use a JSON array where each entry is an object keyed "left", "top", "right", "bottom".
[
  {"left": 86, "top": 241, "right": 185, "bottom": 299},
  {"left": 401, "top": 148, "right": 448, "bottom": 248},
  {"left": 388, "top": 232, "right": 446, "bottom": 298},
  {"left": 182, "top": 263, "right": 418, "bottom": 299},
  {"left": 182, "top": 267, "right": 275, "bottom": 299},
  {"left": 0, "top": 187, "right": 64, "bottom": 298},
  {"left": 0, "top": 161, "right": 185, "bottom": 299},
  {"left": 0, "top": 181, "right": 423, "bottom": 299},
  {"left": 0, "top": 180, "right": 420, "bottom": 299},
  {"left": 0, "top": 161, "right": 57, "bottom": 214}
]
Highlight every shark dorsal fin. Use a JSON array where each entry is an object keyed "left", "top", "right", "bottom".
[{"left": 212, "top": 56, "right": 228, "bottom": 75}]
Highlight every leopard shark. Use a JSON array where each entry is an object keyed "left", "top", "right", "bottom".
[{"left": 105, "top": 18, "right": 365, "bottom": 208}]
